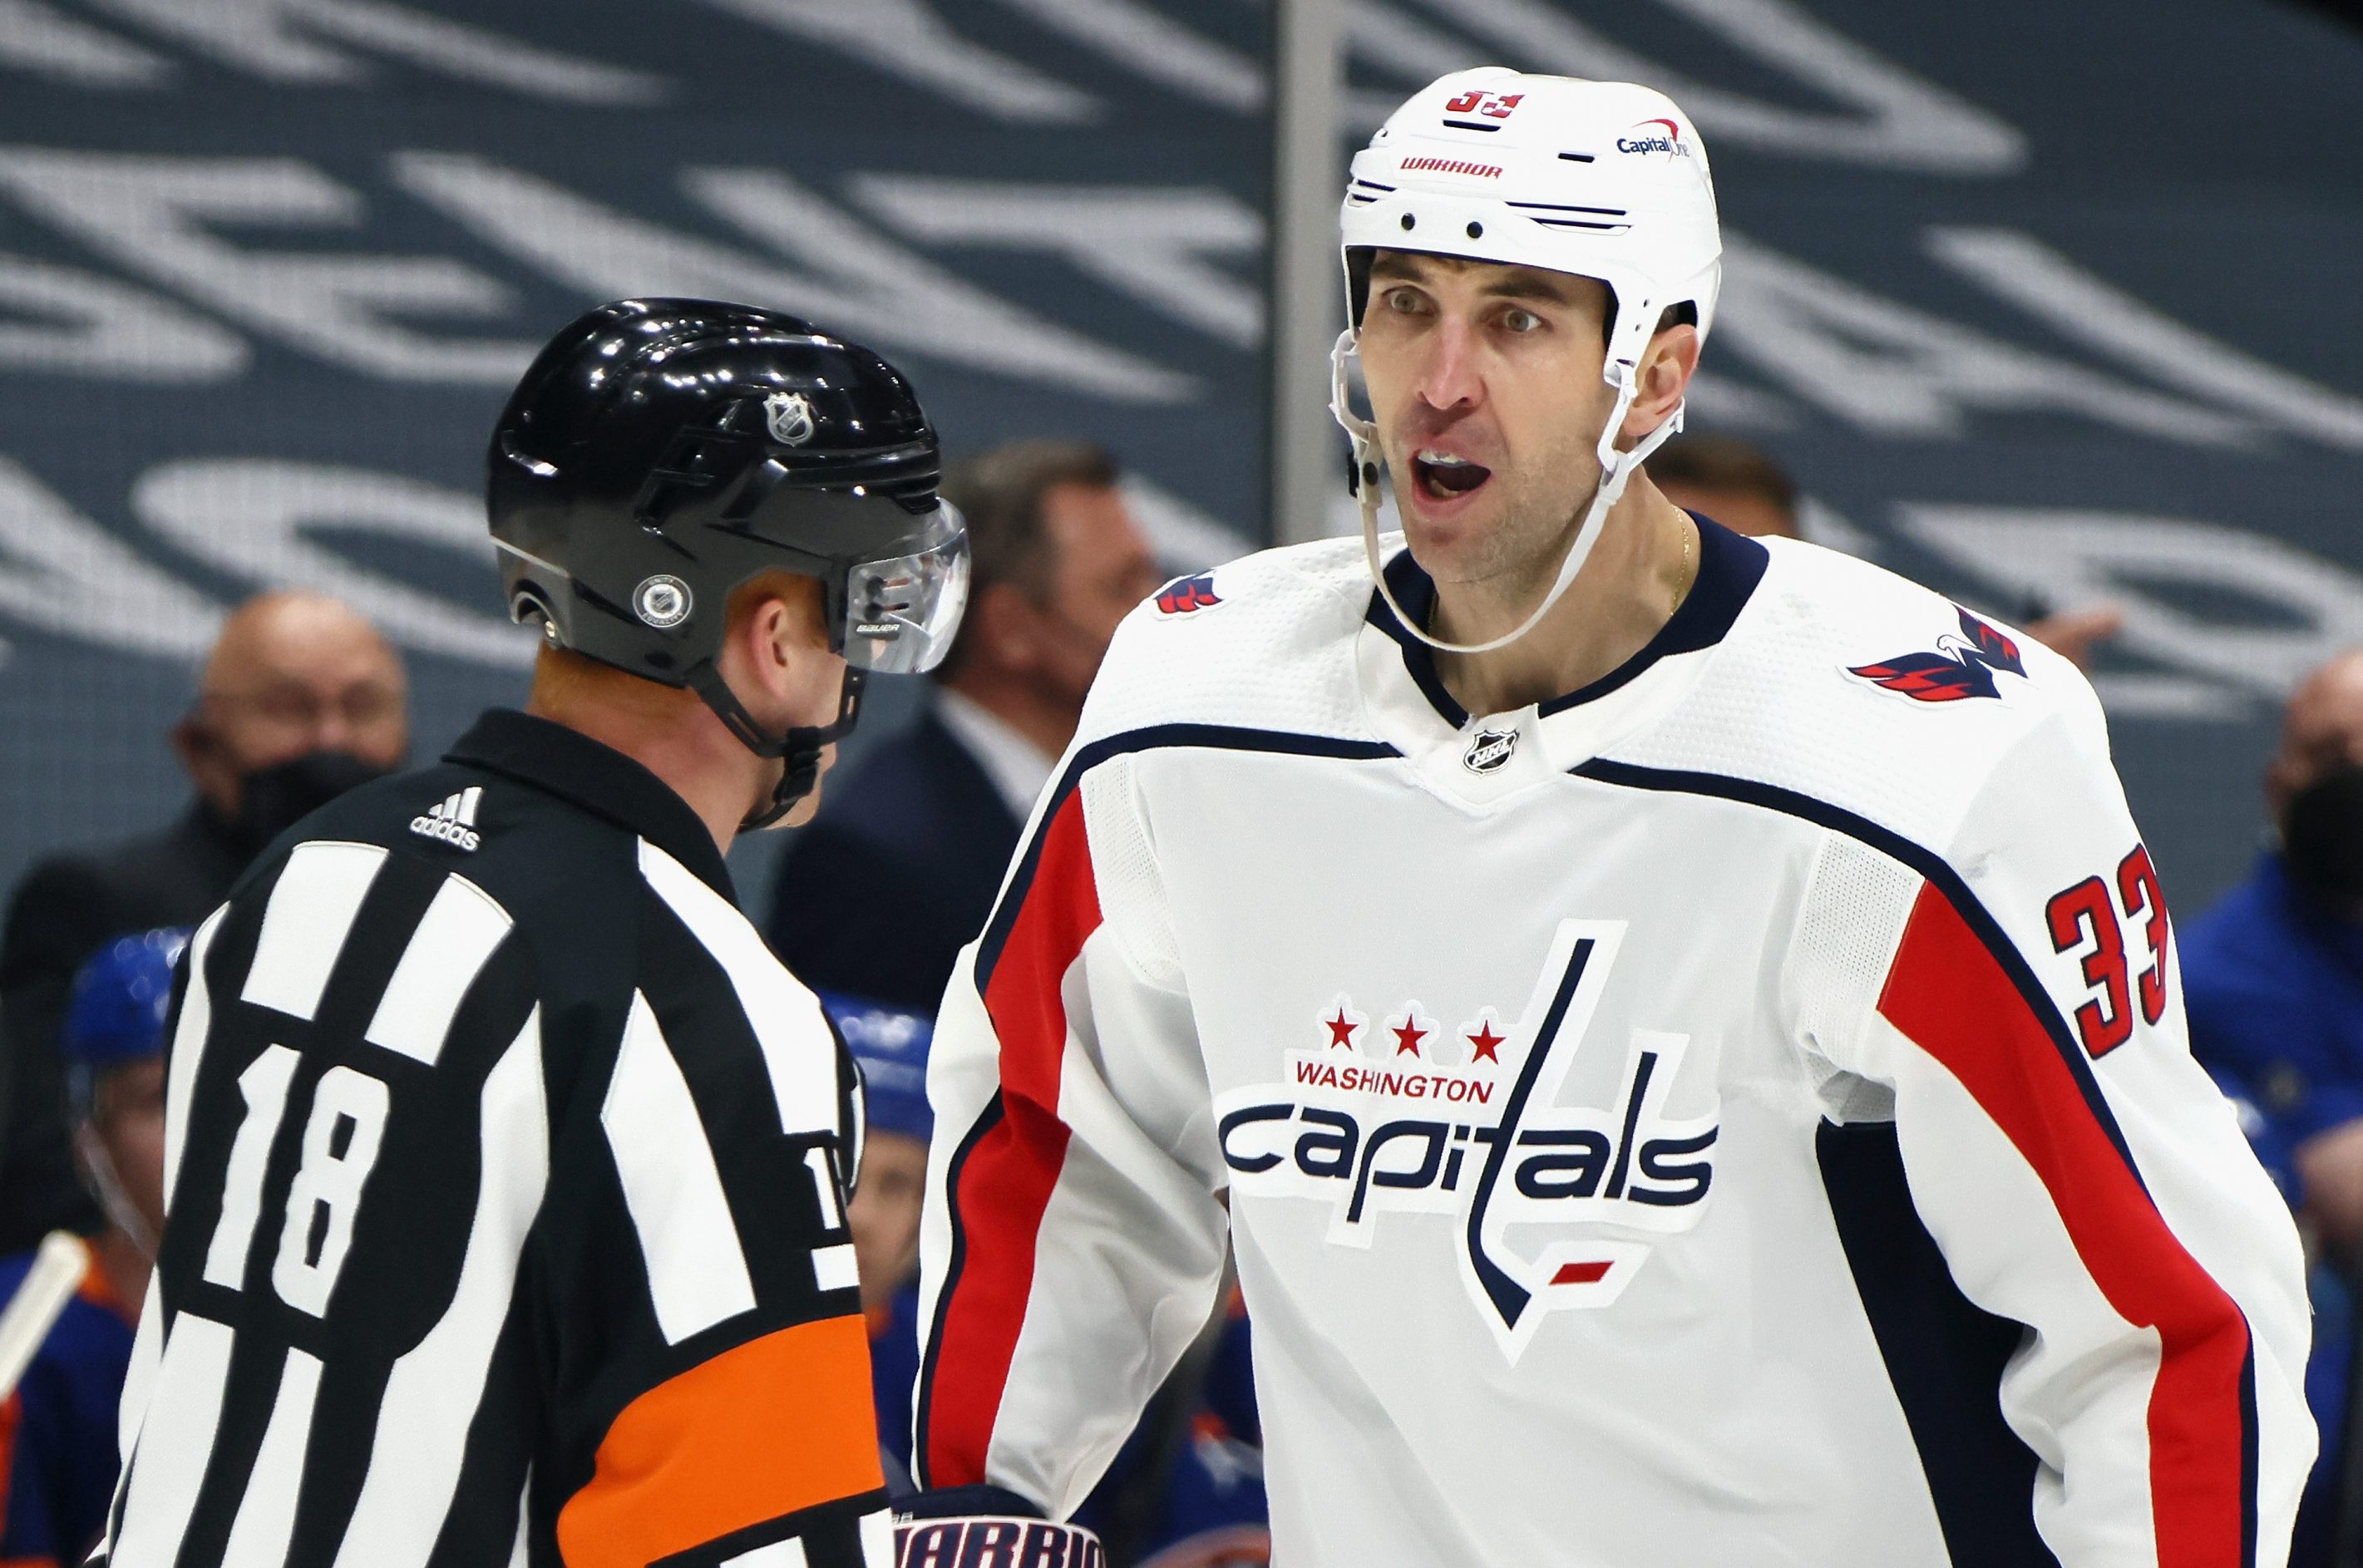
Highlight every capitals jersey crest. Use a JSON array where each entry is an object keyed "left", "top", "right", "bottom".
[
  {"left": 1214, "top": 921, "right": 1716, "bottom": 1363},
  {"left": 1848, "top": 606, "right": 2027, "bottom": 703},
  {"left": 1155, "top": 573, "right": 1223, "bottom": 616}
]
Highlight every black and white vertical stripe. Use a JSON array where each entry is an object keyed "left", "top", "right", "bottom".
[{"left": 106, "top": 814, "right": 875, "bottom": 1568}]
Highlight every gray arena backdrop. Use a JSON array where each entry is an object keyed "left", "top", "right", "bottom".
[{"left": 0, "top": 0, "right": 2359, "bottom": 917}]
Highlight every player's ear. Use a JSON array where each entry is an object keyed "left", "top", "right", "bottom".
[{"left": 1621, "top": 322, "right": 1701, "bottom": 449}]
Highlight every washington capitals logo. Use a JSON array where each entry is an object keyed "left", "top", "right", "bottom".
[
  {"left": 1213, "top": 923, "right": 1719, "bottom": 1363},
  {"left": 1849, "top": 607, "right": 2027, "bottom": 703},
  {"left": 1155, "top": 573, "right": 1222, "bottom": 616}
]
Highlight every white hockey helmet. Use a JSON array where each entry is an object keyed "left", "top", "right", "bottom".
[{"left": 1331, "top": 69, "right": 1723, "bottom": 655}]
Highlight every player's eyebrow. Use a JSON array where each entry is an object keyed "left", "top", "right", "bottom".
[
  {"left": 1477, "top": 273, "right": 1582, "bottom": 305},
  {"left": 1368, "top": 252, "right": 1582, "bottom": 305}
]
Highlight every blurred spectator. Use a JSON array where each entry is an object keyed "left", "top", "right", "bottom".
[
  {"left": 1645, "top": 431, "right": 1800, "bottom": 542},
  {"left": 2185, "top": 648, "right": 2363, "bottom": 1247},
  {"left": 0, "top": 928, "right": 184, "bottom": 1566},
  {"left": 2183, "top": 649, "right": 2363, "bottom": 1565},
  {"left": 767, "top": 440, "right": 1161, "bottom": 1012},
  {"left": 821, "top": 991, "right": 935, "bottom": 1494},
  {"left": 1646, "top": 431, "right": 2124, "bottom": 669},
  {"left": 0, "top": 592, "right": 407, "bottom": 1252}
]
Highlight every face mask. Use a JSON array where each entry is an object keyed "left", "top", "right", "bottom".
[
  {"left": 227, "top": 750, "right": 394, "bottom": 854},
  {"left": 2282, "top": 765, "right": 2363, "bottom": 908}
]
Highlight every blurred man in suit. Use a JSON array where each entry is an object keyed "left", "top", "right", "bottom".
[
  {"left": 0, "top": 591, "right": 407, "bottom": 1251},
  {"left": 767, "top": 440, "right": 1161, "bottom": 1012}
]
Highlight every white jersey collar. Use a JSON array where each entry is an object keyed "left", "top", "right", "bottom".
[{"left": 1354, "top": 515, "right": 1770, "bottom": 797}]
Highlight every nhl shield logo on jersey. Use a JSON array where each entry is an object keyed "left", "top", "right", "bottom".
[
  {"left": 1154, "top": 572, "right": 1222, "bottom": 615},
  {"left": 1463, "top": 727, "right": 1517, "bottom": 774},
  {"left": 1848, "top": 605, "right": 2029, "bottom": 703},
  {"left": 1214, "top": 922, "right": 1719, "bottom": 1363}
]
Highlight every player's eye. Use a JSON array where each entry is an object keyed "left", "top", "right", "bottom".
[
  {"left": 1501, "top": 306, "right": 1542, "bottom": 334},
  {"left": 1380, "top": 286, "right": 1426, "bottom": 316}
]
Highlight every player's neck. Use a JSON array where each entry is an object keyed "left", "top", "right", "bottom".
[{"left": 1431, "top": 483, "right": 1698, "bottom": 718}]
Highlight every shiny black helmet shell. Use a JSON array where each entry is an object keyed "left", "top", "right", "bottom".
[{"left": 487, "top": 298, "right": 950, "bottom": 686}]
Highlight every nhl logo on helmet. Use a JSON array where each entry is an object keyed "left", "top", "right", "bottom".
[
  {"left": 763, "top": 389, "right": 816, "bottom": 446},
  {"left": 632, "top": 574, "right": 693, "bottom": 629}
]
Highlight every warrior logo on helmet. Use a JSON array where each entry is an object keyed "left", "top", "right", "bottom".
[{"left": 764, "top": 390, "right": 816, "bottom": 446}]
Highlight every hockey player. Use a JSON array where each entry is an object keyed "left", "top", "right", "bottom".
[
  {"left": 100, "top": 300, "right": 969, "bottom": 1566},
  {"left": 914, "top": 70, "right": 2315, "bottom": 1566},
  {"left": 0, "top": 929, "right": 185, "bottom": 1566}
]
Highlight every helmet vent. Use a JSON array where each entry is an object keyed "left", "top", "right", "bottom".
[
  {"left": 1509, "top": 199, "right": 1631, "bottom": 234},
  {"left": 1557, "top": 151, "right": 1597, "bottom": 164},
  {"left": 1442, "top": 119, "right": 1502, "bottom": 133},
  {"left": 1347, "top": 176, "right": 1394, "bottom": 208}
]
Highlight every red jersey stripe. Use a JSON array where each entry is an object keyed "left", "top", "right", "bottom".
[
  {"left": 925, "top": 790, "right": 1103, "bottom": 1488},
  {"left": 1878, "top": 881, "right": 2253, "bottom": 1568}
]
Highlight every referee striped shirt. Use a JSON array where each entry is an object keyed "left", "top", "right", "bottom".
[{"left": 105, "top": 709, "right": 889, "bottom": 1568}]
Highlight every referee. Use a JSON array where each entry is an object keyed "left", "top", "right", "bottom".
[{"left": 101, "top": 300, "right": 970, "bottom": 1568}]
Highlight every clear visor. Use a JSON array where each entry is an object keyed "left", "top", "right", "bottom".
[{"left": 841, "top": 502, "right": 970, "bottom": 675}]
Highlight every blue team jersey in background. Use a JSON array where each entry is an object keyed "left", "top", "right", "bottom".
[
  {"left": 0, "top": 1248, "right": 136, "bottom": 1566},
  {"left": 2182, "top": 851, "right": 2363, "bottom": 1568}
]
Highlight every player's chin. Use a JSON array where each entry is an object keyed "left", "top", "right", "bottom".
[{"left": 1399, "top": 480, "right": 1506, "bottom": 560}]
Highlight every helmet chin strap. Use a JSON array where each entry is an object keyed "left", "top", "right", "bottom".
[
  {"left": 75, "top": 1125, "right": 157, "bottom": 1265},
  {"left": 1329, "top": 328, "right": 1685, "bottom": 658},
  {"left": 687, "top": 662, "right": 866, "bottom": 832}
]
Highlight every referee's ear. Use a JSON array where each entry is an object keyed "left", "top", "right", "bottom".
[{"left": 720, "top": 570, "right": 843, "bottom": 735}]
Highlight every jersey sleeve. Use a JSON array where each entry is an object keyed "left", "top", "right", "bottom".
[
  {"left": 913, "top": 747, "right": 1232, "bottom": 1518},
  {"left": 1793, "top": 704, "right": 2315, "bottom": 1567},
  {"left": 543, "top": 919, "right": 889, "bottom": 1568}
]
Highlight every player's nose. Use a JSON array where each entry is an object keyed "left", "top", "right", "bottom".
[{"left": 1416, "top": 318, "right": 1485, "bottom": 415}]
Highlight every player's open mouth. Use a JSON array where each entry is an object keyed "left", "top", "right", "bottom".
[{"left": 1414, "top": 449, "right": 1492, "bottom": 502}]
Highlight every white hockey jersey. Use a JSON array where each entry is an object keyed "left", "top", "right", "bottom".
[{"left": 913, "top": 520, "right": 2314, "bottom": 1567}]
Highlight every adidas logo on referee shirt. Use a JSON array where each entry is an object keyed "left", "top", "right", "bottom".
[{"left": 409, "top": 786, "right": 482, "bottom": 852}]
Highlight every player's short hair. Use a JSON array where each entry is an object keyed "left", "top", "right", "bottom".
[
  {"left": 935, "top": 439, "right": 1122, "bottom": 680},
  {"left": 1645, "top": 432, "right": 1796, "bottom": 519}
]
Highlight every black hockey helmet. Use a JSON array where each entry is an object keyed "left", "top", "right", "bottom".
[{"left": 487, "top": 298, "right": 969, "bottom": 826}]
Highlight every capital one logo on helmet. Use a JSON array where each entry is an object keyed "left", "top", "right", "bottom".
[
  {"left": 1214, "top": 922, "right": 1719, "bottom": 1363},
  {"left": 1616, "top": 117, "right": 1693, "bottom": 157}
]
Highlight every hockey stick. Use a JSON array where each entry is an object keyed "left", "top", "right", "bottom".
[{"left": 0, "top": 1230, "right": 91, "bottom": 1402}]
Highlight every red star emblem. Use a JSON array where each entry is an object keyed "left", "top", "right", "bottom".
[
  {"left": 1324, "top": 1009, "right": 1358, "bottom": 1050},
  {"left": 1392, "top": 1018, "right": 1427, "bottom": 1057},
  {"left": 1466, "top": 1023, "right": 1505, "bottom": 1064}
]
